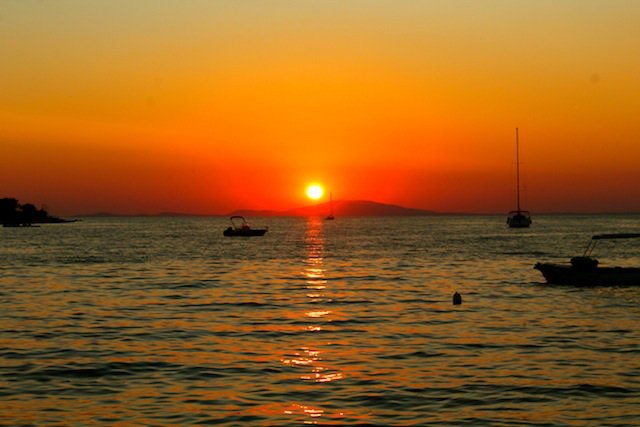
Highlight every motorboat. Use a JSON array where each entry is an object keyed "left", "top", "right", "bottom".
[
  {"left": 507, "top": 128, "right": 532, "bottom": 228},
  {"left": 534, "top": 233, "right": 640, "bottom": 286},
  {"left": 223, "top": 216, "right": 268, "bottom": 237}
]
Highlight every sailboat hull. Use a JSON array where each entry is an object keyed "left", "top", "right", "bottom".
[{"left": 507, "top": 211, "right": 531, "bottom": 228}]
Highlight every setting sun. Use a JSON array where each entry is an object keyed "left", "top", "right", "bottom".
[{"left": 306, "top": 184, "right": 324, "bottom": 200}]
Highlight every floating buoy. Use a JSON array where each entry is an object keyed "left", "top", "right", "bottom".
[{"left": 452, "top": 292, "right": 462, "bottom": 305}]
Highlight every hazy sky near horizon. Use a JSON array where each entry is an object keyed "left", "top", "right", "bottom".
[{"left": 1, "top": 1, "right": 639, "bottom": 215}]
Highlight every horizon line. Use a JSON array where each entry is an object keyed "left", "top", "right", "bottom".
[{"left": 73, "top": 210, "right": 640, "bottom": 218}]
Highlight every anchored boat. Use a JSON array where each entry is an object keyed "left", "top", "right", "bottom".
[
  {"left": 534, "top": 233, "right": 640, "bottom": 286},
  {"left": 507, "top": 128, "right": 532, "bottom": 228},
  {"left": 223, "top": 216, "right": 268, "bottom": 237},
  {"left": 325, "top": 192, "right": 335, "bottom": 220}
]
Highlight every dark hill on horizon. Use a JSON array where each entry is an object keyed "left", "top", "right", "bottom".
[
  {"left": 228, "top": 200, "right": 437, "bottom": 217},
  {"left": 1, "top": 197, "right": 77, "bottom": 225}
]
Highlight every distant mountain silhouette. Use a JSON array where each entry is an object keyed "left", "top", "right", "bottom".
[
  {"left": 228, "top": 200, "right": 437, "bottom": 217},
  {"left": 82, "top": 211, "right": 204, "bottom": 217}
]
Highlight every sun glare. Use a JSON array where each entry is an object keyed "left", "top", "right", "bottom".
[{"left": 306, "top": 184, "right": 324, "bottom": 200}]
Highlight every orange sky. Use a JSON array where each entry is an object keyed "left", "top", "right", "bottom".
[{"left": 1, "top": 1, "right": 639, "bottom": 215}]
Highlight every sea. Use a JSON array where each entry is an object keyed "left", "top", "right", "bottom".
[{"left": 1, "top": 215, "right": 639, "bottom": 426}]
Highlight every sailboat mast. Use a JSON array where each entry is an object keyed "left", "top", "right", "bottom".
[
  {"left": 515, "top": 127, "right": 521, "bottom": 212},
  {"left": 506, "top": 127, "right": 531, "bottom": 227}
]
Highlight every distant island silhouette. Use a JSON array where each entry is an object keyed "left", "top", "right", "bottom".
[
  {"left": 72, "top": 200, "right": 444, "bottom": 217},
  {"left": 228, "top": 200, "right": 438, "bottom": 217},
  {"left": 1, "top": 197, "right": 78, "bottom": 226}
]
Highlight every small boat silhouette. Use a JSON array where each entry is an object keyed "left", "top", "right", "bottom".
[
  {"left": 223, "top": 216, "right": 268, "bottom": 237},
  {"left": 325, "top": 192, "right": 335, "bottom": 220},
  {"left": 507, "top": 128, "right": 532, "bottom": 228},
  {"left": 534, "top": 233, "right": 640, "bottom": 286}
]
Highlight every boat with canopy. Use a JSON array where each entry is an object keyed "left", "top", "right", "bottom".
[{"left": 534, "top": 233, "right": 640, "bottom": 285}]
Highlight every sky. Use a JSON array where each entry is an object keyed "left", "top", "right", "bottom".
[{"left": 1, "top": 0, "right": 639, "bottom": 215}]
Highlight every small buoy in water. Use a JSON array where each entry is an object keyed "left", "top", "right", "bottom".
[{"left": 452, "top": 292, "right": 462, "bottom": 305}]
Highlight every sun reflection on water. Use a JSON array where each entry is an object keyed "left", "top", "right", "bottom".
[
  {"left": 305, "top": 310, "right": 331, "bottom": 318},
  {"left": 279, "top": 217, "right": 349, "bottom": 422}
]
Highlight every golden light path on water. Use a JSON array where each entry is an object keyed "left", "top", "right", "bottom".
[{"left": 278, "top": 217, "right": 346, "bottom": 422}]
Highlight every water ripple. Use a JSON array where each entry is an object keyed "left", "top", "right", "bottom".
[{"left": 1, "top": 216, "right": 640, "bottom": 426}]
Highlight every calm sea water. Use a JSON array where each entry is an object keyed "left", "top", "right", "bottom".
[{"left": 1, "top": 215, "right": 639, "bottom": 426}]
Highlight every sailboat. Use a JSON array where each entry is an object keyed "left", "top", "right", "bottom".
[
  {"left": 507, "top": 128, "right": 532, "bottom": 228},
  {"left": 325, "top": 192, "right": 335, "bottom": 220}
]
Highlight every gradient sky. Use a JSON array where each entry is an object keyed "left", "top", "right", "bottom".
[{"left": 1, "top": 1, "right": 639, "bottom": 215}]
